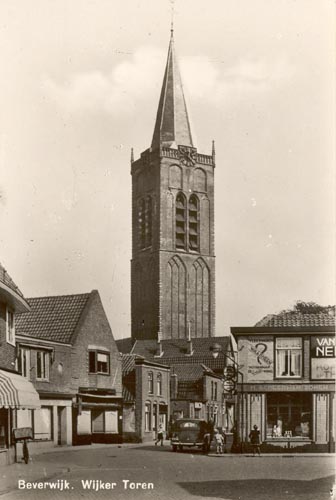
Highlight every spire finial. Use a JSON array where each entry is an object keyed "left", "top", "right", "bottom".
[
  {"left": 130, "top": 147, "right": 134, "bottom": 164},
  {"left": 212, "top": 140, "right": 216, "bottom": 162},
  {"left": 170, "top": 0, "right": 174, "bottom": 38}
]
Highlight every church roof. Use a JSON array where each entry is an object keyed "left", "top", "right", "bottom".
[{"left": 151, "top": 30, "right": 193, "bottom": 150}]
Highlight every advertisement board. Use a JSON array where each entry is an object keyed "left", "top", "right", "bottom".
[{"left": 311, "top": 336, "right": 335, "bottom": 379}]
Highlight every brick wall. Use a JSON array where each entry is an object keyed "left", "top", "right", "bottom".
[
  {"left": 135, "top": 361, "right": 170, "bottom": 442},
  {"left": 0, "top": 302, "right": 16, "bottom": 370},
  {"left": 72, "top": 291, "right": 122, "bottom": 396},
  {"left": 131, "top": 148, "right": 215, "bottom": 341}
]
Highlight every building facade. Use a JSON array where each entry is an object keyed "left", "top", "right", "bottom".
[
  {"left": 118, "top": 336, "right": 236, "bottom": 432},
  {"left": 15, "top": 290, "right": 123, "bottom": 452},
  {"left": 231, "top": 308, "right": 335, "bottom": 453},
  {"left": 0, "top": 263, "right": 40, "bottom": 465},
  {"left": 122, "top": 355, "right": 170, "bottom": 443},
  {"left": 170, "top": 364, "right": 232, "bottom": 431},
  {"left": 131, "top": 30, "right": 215, "bottom": 341}
]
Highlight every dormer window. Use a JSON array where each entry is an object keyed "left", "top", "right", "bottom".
[
  {"left": 36, "top": 351, "right": 50, "bottom": 381},
  {"left": 6, "top": 308, "right": 15, "bottom": 346}
]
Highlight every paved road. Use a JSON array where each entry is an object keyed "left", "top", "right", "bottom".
[{"left": 1, "top": 444, "right": 334, "bottom": 500}]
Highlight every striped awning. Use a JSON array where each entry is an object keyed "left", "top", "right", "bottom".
[{"left": 0, "top": 370, "right": 40, "bottom": 409}]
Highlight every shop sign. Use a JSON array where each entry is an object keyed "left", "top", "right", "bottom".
[
  {"left": 311, "top": 336, "right": 335, "bottom": 380},
  {"left": 311, "top": 336, "right": 335, "bottom": 358}
]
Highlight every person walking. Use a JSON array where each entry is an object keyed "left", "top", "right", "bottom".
[
  {"left": 155, "top": 424, "right": 164, "bottom": 446},
  {"left": 249, "top": 424, "right": 261, "bottom": 456}
]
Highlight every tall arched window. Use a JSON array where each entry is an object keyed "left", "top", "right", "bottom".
[
  {"left": 138, "top": 196, "right": 153, "bottom": 249},
  {"left": 139, "top": 199, "right": 146, "bottom": 249},
  {"left": 157, "top": 373, "right": 162, "bottom": 396},
  {"left": 188, "top": 194, "right": 199, "bottom": 251},
  {"left": 146, "top": 196, "right": 152, "bottom": 247},
  {"left": 148, "top": 371, "right": 154, "bottom": 394},
  {"left": 175, "top": 193, "right": 186, "bottom": 250}
]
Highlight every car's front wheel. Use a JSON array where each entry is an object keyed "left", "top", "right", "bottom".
[{"left": 172, "top": 445, "right": 177, "bottom": 452}]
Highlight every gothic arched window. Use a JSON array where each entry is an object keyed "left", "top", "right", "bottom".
[
  {"left": 189, "top": 194, "right": 199, "bottom": 251},
  {"left": 138, "top": 196, "right": 153, "bottom": 249},
  {"left": 146, "top": 196, "right": 152, "bottom": 247},
  {"left": 175, "top": 192, "right": 186, "bottom": 250}
]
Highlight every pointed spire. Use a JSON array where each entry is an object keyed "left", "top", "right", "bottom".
[
  {"left": 130, "top": 147, "right": 134, "bottom": 164},
  {"left": 151, "top": 30, "right": 193, "bottom": 150}
]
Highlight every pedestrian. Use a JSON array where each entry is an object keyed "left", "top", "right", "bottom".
[
  {"left": 214, "top": 429, "right": 224, "bottom": 454},
  {"left": 155, "top": 424, "right": 164, "bottom": 446},
  {"left": 249, "top": 424, "right": 261, "bottom": 456}
]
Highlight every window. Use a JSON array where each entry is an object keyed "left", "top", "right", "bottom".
[
  {"left": 36, "top": 351, "right": 50, "bottom": 380},
  {"left": 6, "top": 308, "right": 15, "bottom": 345},
  {"left": 188, "top": 195, "right": 199, "bottom": 251},
  {"left": 145, "top": 403, "right": 151, "bottom": 431},
  {"left": 175, "top": 193, "right": 187, "bottom": 249},
  {"left": 18, "top": 348, "right": 31, "bottom": 379},
  {"left": 214, "top": 382, "right": 217, "bottom": 401},
  {"left": 148, "top": 371, "right": 154, "bottom": 394},
  {"left": 267, "top": 393, "right": 311, "bottom": 438},
  {"left": 276, "top": 338, "right": 302, "bottom": 378},
  {"left": 157, "top": 373, "right": 162, "bottom": 396},
  {"left": 88, "top": 351, "right": 110, "bottom": 374},
  {"left": 33, "top": 407, "right": 52, "bottom": 440}
]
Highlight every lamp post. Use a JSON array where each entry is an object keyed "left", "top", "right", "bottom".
[{"left": 210, "top": 343, "right": 244, "bottom": 453}]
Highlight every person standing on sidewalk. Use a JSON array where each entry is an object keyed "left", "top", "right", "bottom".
[
  {"left": 214, "top": 429, "right": 224, "bottom": 454},
  {"left": 249, "top": 424, "right": 261, "bottom": 456},
  {"left": 155, "top": 424, "right": 164, "bottom": 446}
]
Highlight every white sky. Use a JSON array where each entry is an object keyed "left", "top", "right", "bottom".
[{"left": 0, "top": 0, "right": 334, "bottom": 339}]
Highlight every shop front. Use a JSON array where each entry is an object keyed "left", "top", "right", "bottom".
[
  {"left": 73, "top": 392, "right": 123, "bottom": 445},
  {"left": 0, "top": 369, "right": 40, "bottom": 465},
  {"left": 231, "top": 325, "right": 335, "bottom": 453}
]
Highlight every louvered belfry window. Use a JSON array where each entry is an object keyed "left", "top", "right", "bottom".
[
  {"left": 188, "top": 194, "right": 199, "bottom": 251},
  {"left": 175, "top": 192, "right": 186, "bottom": 249}
]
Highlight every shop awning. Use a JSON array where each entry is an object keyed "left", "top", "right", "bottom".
[{"left": 0, "top": 370, "right": 40, "bottom": 409}]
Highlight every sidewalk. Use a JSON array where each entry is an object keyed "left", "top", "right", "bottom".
[{"left": 0, "top": 443, "right": 144, "bottom": 496}]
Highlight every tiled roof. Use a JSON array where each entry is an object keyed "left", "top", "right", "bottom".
[
  {"left": 256, "top": 309, "right": 335, "bottom": 327},
  {"left": 0, "top": 262, "right": 25, "bottom": 298},
  {"left": 121, "top": 354, "right": 139, "bottom": 403},
  {"left": 171, "top": 363, "right": 214, "bottom": 382},
  {"left": 16, "top": 293, "right": 91, "bottom": 343},
  {"left": 116, "top": 337, "right": 135, "bottom": 354},
  {"left": 131, "top": 337, "right": 231, "bottom": 361}
]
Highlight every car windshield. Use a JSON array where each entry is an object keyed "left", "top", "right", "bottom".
[{"left": 176, "top": 421, "right": 200, "bottom": 430}]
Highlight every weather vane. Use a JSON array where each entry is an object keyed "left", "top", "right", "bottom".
[{"left": 170, "top": 0, "right": 175, "bottom": 35}]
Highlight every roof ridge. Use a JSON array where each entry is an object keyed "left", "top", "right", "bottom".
[{"left": 26, "top": 292, "right": 92, "bottom": 300}]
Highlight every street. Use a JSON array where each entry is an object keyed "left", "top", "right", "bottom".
[{"left": 0, "top": 444, "right": 334, "bottom": 500}]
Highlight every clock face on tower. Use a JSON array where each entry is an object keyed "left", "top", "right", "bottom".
[{"left": 178, "top": 146, "right": 197, "bottom": 166}]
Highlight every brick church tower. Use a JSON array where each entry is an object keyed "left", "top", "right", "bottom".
[{"left": 131, "top": 29, "right": 215, "bottom": 340}]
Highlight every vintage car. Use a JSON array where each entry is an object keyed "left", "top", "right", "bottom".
[{"left": 170, "top": 418, "right": 211, "bottom": 453}]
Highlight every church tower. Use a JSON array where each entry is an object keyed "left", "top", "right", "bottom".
[{"left": 131, "top": 29, "right": 215, "bottom": 340}]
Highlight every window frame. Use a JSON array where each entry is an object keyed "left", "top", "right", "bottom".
[
  {"left": 36, "top": 350, "right": 50, "bottom": 381},
  {"left": 144, "top": 402, "right": 151, "bottom": 432},
  {"left": 275, "top": 337, "right": 303, "bottom": 379},
  {"left": 6, "top": 308, "right": 15, "bottom": 346},
  {"left": 188, "top": 194, "right": 200, "bottom": 252},
  {"left": 88, "top": 350, "right": 110, "bottom": 375},
  {"left": 157, "top": 373, "right": 162, "bottom": 396},
  {"left": 175, "top": 192, "right": 187, "bottom": 250},
  {"left": 18, "top": 347, "right": 31, "bottom": 379},
  {"left": 148, "top": 371, "right": 154, "bottom": 394}
]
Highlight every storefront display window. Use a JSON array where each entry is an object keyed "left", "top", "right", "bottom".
[
  {"left": 276, "top": 337, "right": 302, "bottom": 378},
  {"left": 266, "top": 393, "right": 311, "bottom": 438},
  {"left": 0, "top": 409, "right": 8, "bottom": 449}
]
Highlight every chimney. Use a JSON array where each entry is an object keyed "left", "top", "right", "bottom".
[
  {"left": 155, "top": 333, "right": 163, "bottom": 357},
  {"left": 186, "top": 321, "right": 193, "bottom": 356},
  {"left": 170, "top": 373, "right": 178, "bottom": 399}
]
